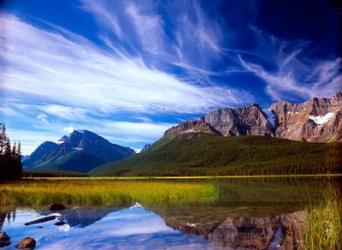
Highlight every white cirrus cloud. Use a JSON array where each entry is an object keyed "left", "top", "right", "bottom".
[
  {"left": 0, "top": 13, "right": 253, "bottom": 117},
  {"left": 43, "top": 105, "right": 88, "bottom": 120},
  {"left": 238, "top": 28, "right": 342, "bottom": 101},
  {"left": 36, "top": 113, "right": 49, "bottom": 124}
]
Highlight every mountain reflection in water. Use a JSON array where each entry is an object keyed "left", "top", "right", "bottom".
[
  {"left": 0, "top": 204, "right": 308, "bottom": 250},
  {"left": 0, "top": 204, "right": 226, "bottom": 250},
  {"left": 0, "top": 177, "right": 340, "bottom": 249}
]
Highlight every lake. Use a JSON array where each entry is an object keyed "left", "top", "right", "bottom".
[{"left": 0, "top": 177, "right": 341, "bottom": 249}]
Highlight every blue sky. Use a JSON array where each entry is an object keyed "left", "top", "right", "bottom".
[{"left": 0, "top": 0, "right": 341, "bottom": 154}]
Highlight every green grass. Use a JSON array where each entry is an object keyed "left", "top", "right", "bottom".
[
  {"left": 90, "top": 134, "right": 342, "bottom": 176},
  {"left": 0, "top": 178, "right": 336, "bottom": 209},
  {"left": 0, "top": 180, "right": 219, "bottom": 207},
  {"left": 302, "top": 187, "right": 342, "bottom": 250}
]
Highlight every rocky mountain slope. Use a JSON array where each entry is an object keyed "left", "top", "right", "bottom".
[
  {"left": 23, "top": 130, "right": 134, "bottom": 173},
  {"left": 272, "top": 92, "right": 342, "bottom": 142},
  {"left": 165, "top": 92, "right": 342, "bottom": 142}
]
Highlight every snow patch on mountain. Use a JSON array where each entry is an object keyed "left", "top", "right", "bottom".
[{"left": 309, "top": 112, "right": 334, "bottom": 125}]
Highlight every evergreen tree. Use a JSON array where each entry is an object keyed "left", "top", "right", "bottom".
[{"left": 0, "top": 123, "right": 22, "bottom": 180}]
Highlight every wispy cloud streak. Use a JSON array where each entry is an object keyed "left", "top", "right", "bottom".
[
  {"left": 238, "top": 29, "right": 342, "bottom": 101},
  {"left": 0, "top": 14, "right": 252, "bottom": 115}
]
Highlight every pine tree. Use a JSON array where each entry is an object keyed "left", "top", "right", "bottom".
[
  {"left": 14, "top": 142, "right": 23, "bottom": 178},
  {"left": 0, "top": 123, "right": 22, "bottom": 180}
]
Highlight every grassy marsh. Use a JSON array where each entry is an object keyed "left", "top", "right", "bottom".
[
  {"left": 0, "top": 177, "right": 338, "bottom": 208},
  {"left": 0, "top": 178, "right": 341, "bottom": 249},
  {"left": 0, "top": 180, "right": 219, "bottom": 207}
]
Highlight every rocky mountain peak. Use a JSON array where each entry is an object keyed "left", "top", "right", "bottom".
[
  {"left": 165, "top": 104, "right": 274, "bottom": 138},
  {"left": 271, "top": 93, "right": 342, "bottom": 142},
  {"left": 204, "top": 104, "right": 273, "bottom": 136},
  {"left": 164, "top": 92, "right": 341, "bottom": 142}
]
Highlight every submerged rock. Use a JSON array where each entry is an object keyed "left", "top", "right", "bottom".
[
  {"left": 15, "top": 237, "right": 36, "bottom": 249},
  {"left": 50, "top": 204, "right": 66, "bottom": 212},
  {"left": 0, "top": 231, "right": 10, "bottom": 247},
  {"left": 25, "top": 215, "right": 57, "bottom": 226}
]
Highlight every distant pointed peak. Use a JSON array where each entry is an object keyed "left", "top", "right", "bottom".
[
  {"left": 72, "top": 129, "right": 93, "bottom": 135},
  {"left": 69, "top": 129, "right": 88, "bottom": 136},
  {"left": 58, "top": 135, "right": 68, "bottom": 144}
]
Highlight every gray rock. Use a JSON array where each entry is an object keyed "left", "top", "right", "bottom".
[
  {"left": 203, "top": 104, "right": 274, "bottom": 136},
  {"left": 164, "top": 120, "right": 220, "bottom": 137}
]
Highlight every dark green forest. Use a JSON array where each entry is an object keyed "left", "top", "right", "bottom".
[
  {"left": 90, "top": 133, "right": 342, "bottom": 176},
  {"left": 0, "top": 123, "right": 22, "bottom": 180}
]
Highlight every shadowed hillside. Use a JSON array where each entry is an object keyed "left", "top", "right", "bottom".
[
  {"left": 90, "top": 134, "right": 342, "bottom": 176},
  {"left": 90, "top": 133, "right": 342, "bottom": 176}
]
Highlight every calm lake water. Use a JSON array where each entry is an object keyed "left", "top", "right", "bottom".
[{"left": 0, "top": 177, "right": 340, "bottom": 250}]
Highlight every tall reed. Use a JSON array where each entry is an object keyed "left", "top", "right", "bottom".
[{"left": 302, "top": 186, "right": 341, "bottom": 250}]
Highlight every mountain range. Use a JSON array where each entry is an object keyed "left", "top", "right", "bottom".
[
  {"left": 23, "top": 130, "right": 134, "bottom": 173},
  {"left": 25, "top": 93, "right": 342, "bottom": 175},
  {"left": 90, "top": 93, "right": 342, "bottom": 176},
  {"left": 165, "top": 92, "right": 342, "bottom": 142}
]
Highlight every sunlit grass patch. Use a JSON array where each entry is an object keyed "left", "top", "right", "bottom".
[{"left": 0, "top": 180, "right": 219, "bottom": 207}]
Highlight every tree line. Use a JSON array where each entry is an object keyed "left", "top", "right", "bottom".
[{"left": 0, "top": 123, "right": 22, "bottom": 180}]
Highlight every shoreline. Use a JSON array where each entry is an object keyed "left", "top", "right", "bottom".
[{"left": 22, "top": 173, "right": 342, "bottom": 180}]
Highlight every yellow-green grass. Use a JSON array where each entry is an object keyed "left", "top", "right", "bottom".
[
  {"left": 302, "top": 187, "right": 342, "bottom": 250},
  {"left": 0, "top": 178, "right": 335, "bottom": 209},
  {"left": 0, "top": 180, "right": 219, "bottom": 208},
  {"left": 22, "top": 173, "right": 342, "bottom": 181}
]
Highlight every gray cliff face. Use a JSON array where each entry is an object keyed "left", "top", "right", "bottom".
[
  {"left": 164, "top": 104, "right": 273, "bottom": 138},
  {"left": 164, "top": 120, "right": 220, "bottom": 137},
  {"left": 271, "top": 92, "right": 342, "bottom": 142},
  {"left": 164, "top": 93, "right": 342, "bottom": 142},
  {"left": 203, "top": 104, "right": 273, "bottom": 136}
]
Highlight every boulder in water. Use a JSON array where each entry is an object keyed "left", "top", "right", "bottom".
[{"left": 15, "top": 237, "right": 36, "bottom": 249}]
